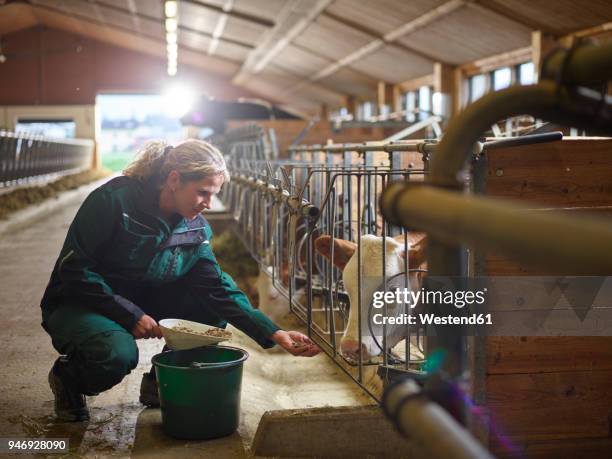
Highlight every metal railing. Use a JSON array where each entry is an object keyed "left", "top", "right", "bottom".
[
  {"left": 379, "top": 39, "right": 612, "bottom": 446},
  {"left": 0, "top": 131, "right": 94, "bottom": 188}
]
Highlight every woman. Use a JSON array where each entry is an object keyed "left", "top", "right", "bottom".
[{"left": 41, "top": 139, "right": 320, "bottom": 422}]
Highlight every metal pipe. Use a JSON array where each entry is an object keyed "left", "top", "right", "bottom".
[
  {"left": 381, "top": 183, "right": 612, "bottom": 275},
  {"left": 383, "top": 378, "right": 495, "bottom": 459},
  {"left": 289, "top": 141, "right": 425, "bottom": 154},
  {"left": 429, "top": 80, "right": 612, "bottom": 189},
  {"left": 541, "top": 39, "right": 612, "bottom": 85}
]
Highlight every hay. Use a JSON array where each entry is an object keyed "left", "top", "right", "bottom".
[
  {"left": 211, "top": 230, "right": 260, "bottom": 307},
  {"left": 0, "top": 169, "right": 111, "bottom": 220}
]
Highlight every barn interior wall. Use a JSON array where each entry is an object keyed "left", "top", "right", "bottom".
[
  {"left": 484, "top": 138, "right": 612, "bottom": 457},
  {"left": 0, "top": 104, "right": 96, "bottom": 139},
  {"left": 226, "top": 119, "right": 421, "bottom": 156},
  {"left": 0, "top": 25, "right": 254, "bottom": 106}
]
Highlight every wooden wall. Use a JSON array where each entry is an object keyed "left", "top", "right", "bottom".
[
  {"left": 225, "top": 119, "right": 425, "bottom": 157},
  {"left": 483, "top": 138, "right": 612, "bottom": 458},
  {"left": 0, "top": 25, "right": 253, "bottom": 105}
]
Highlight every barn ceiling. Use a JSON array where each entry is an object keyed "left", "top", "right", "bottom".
[{"left": 1, "top": 0, "right": 611, "bottom": 116}]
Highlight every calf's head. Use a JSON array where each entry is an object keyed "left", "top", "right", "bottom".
[{"left": 340, "top": 235, "right": 410, "bottom": 360}]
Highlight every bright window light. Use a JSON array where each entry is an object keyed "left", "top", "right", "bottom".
[
  {"left": 165, "top": 1, "right": 178, "bottom": 18},
  {"left": 493, "top": 67, "right": 512, "bottom": 91},
  {"left": 519, "top": 62, "right": 535, "bottom": 85},
  {"left": 167, "top": 43, "right": 178, "bottom": 56},
  {"left": 166, "top": 32, "right": 177, "bottom": 45},
  {"left": 165, "top": 18, "right": 177, "bottom": 33},
  {"left": 162, "top": 85, "right": 195, "bottom": 118}
]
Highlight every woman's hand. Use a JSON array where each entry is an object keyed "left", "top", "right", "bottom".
[
  {"left": 271, "top": 330, "right": 321, "bottom": 357},
  {"left": 132, "top": 314, "right": 163, "bottom": 339}
]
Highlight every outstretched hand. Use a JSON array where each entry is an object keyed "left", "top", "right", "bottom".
[
  {"left": 271, "top": 330, "right": 321, "bottom": 357},
  {"left": 132, "top": 314, "right": 163, "bottom": 339}
]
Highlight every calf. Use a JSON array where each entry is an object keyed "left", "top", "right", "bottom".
[{"left": 314, "top": 232, "right": 427, "bottom": 361}]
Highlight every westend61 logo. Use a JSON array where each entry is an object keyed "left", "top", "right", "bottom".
[{"left": 372, "top": 287, "right": 487, "bottom": 309}]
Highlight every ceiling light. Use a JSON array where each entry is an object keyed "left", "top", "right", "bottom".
[
  {"left": 166, "top": 31, "right": 177, "bottom": 45},
  {"left": 165, "top": 18, "right": 177, "bottom": 33},
  {"left": 165, "top": 1, "right": 178, "bottom": 18},
  {"left": 162, "top": 84, "right": 195, "bottom": 117}
]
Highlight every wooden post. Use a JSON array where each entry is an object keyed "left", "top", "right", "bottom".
[
  {"left": 433, "top": 62, "right": 456, "bottom": 119},
  {"left": 532, "top": 30, "right": 558, "bottom": 83},
  {"left": 344, "top": 95, "right": 358, "bottom": 119},
  {"left": 377, "top": 81, "right": 394, "bottom": 117},
  {"left": 392, "top": 84, "right": 402, "bottom": 115},
  {"left": 320, "top": 103, "right": 329, "bottom": 121}
]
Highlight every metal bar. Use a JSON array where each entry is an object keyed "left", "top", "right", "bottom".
[
  {"left": 381, "top": 184, "right": 612, "bottom": 275},
  {"left": 290, "top": 141, "right": 424, "bottom": 154},
  {"left": 384, "top": 379, "right": 495, "bottom": 459}
]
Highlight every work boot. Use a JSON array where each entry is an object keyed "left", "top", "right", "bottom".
[
  {"left": 139, "top": 370, "right": 160, "bottom": 408},
  {"left": 48, "top": 357, "right": 89, "bottom": 422},
  {"left": 140, "top": 345, "right": 169, "bottom": 407}
]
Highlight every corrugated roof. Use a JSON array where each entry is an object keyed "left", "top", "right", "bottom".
[
  {"left": 3, "top": 0, "right": 612, "bottom": 115},
  {"left": 294, "top": 15, "right": 372, "bottom": 61},
  {"left": 273, "top": 44, "right": 334, "bottom": 77},
  {"left": 326, "top": 0, "right": 448, "bottom": 32},
  {"left": 480, "top": 0, "right": 612, "bottom": 35},
  {"left": 397, "top": 3, "right": 531, "bottom": 65},
  {"left": 348, "top": 44, "right": 434, "bottom": 83}
]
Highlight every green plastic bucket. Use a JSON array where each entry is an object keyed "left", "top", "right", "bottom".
[{"left": 152, "top": 345, "right": 249, "bottom": 440}]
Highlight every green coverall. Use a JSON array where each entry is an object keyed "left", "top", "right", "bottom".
[{"left": 40, "top": 175, "right": 279, "bottom": 395}]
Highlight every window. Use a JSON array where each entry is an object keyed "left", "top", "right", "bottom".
[
  {"left": 469, "top": 74, "right": 487, "bottom": 103},
  {"left": 418, "top": 86, "right": 432, "bottom": 120},
  {"left": 493, "top": 67, "right": 512, "bottom": 91},
  {"left": 518, "top": 62, "right": 535, "bottom": 85},
  {"left": 15, "top": 119, "right": 76, "bottom": 138},
  {"left": 405, "top": 91, "right": 417, "bottom": 122},
  {"left": 357, "top": 101, "right": 374, "bottom": 121}
]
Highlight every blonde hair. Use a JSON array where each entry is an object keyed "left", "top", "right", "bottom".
[{"left": 123, "top": 139, "right": 230, "bottom": 184}]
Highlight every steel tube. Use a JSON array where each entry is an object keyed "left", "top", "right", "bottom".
[
  {"left": 384, "top": 379, "right": 494, "bottom": 459},
  {"left": 429, "top": 80, "right": 612, "bottom": 189},
  {"left": 541, "top": 39, "right": 612, "bottom": 85},
  {"left": 381, "top": 183, "right": 612, "bottom": 275}
]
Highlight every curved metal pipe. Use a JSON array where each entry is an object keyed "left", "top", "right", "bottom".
[
  {"left": 429, "top": 80, "right": 612, "bottom": 188},
  {"left": 541, "top": 40, "right": 612, "bottom": 85},
  {"left": 383, "top": 378, "right": 494, "bottom": 459},
  {"left": 381, "top": 183, "right": 612, "bottom": 275}
]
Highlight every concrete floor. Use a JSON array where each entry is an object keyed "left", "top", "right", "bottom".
[{"left": 0, "top": 181, "right": 377, "bottom": 458}]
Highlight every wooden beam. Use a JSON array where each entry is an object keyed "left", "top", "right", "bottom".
[
  {"left": 344, "top": 95, "right": 358, "bottom": 117},
  {"left": 322, "top": 10, "right": 442, "bottom": 64},
  {"left": 89, "top": 0, "right": 254, "bottom": 49},
  {"left": 433, "top": 62, "right": 456, "bottom": 117},
  {"left": 453, "top": 66, "right": 466, "bottom": 113},
  {"left": 320, "top": 103, "right": 328, "bottom": 120},
  {"left": 180, "top": 0, "right": 274, "bottom": 28},
  {"left": 566, "top": 21, "right": 612, "bottom": 41},
  {"left": 0, "top": 3, "right": 38, "bottom": 35},
  {"left": 392, "top": 85, "right": 402, "bottom": 113},
  {"left": 279, "top": 0, "right": 465, "bottom": 98},
  {"left": 28, "top": 3, "right": 240, "bottom": 75},
  {"left": 532, "top": 31, "right": 557, "bottom": 82},
  {"left": 459, "top": 46, "right": 532, "bottom": 76},
  {"left": 397, "top": 74, "right": 434, "bottom": 92},
  {"left": 377, "top": 81, "right": 393, "bottom": 112},
  {"left": 232, "top": 0, "right": 332, "bottom": 84},
  {"left": 207, "top": 0, "right": 233, "bottom": 55}
]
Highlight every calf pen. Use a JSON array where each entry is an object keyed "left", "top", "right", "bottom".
[
  {"left": 380, "top": 40, "right": 612, "bottom": 458},
  {"left": 219, "top": 39, "right": 612, "bottom": 459}
]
